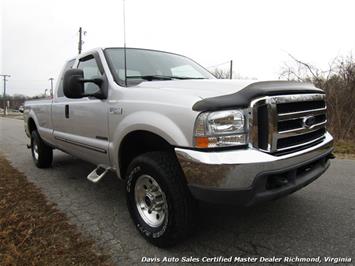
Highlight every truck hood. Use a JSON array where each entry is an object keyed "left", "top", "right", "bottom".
[
  {"left": 134, "top": 79, "right": 323, "bottom": 111},
  {"left": 136, "top": 79, "right": 256, "bottom": 99}
]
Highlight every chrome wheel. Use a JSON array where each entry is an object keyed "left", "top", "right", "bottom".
[
  {"left": 33, "top": 142, "right": 39, "bottom": 160},
  {"left": 134, "top": 174, "right": 168, "bottom": 227}
]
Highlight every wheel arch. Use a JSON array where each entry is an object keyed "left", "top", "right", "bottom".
[
  {"left": 27, "top": 117, "right": 37, "bottom": 134},
  {"left": 110, "top": 111, "right": 190, "bottom": 178},
  {"left": 118, "top": 130, "right": 174, "bottom": 178}
]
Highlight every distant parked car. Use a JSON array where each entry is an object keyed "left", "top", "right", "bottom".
[{"left": 18, "top": 106, "right": 24, "bottom": 113}]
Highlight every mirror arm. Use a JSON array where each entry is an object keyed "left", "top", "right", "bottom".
[
  {"left": 79, "top": 78, "right": 103, "bottom": 86},
  {"left": 82, "top": 92, "right": 105, "bottom": 99},
  {"left": 76, "top": 77, "right": 105, "bottom": 99}
]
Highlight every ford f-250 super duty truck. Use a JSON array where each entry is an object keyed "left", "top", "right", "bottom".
[{"left": 24, "top": 47, "right": 334, "bottom": 247}]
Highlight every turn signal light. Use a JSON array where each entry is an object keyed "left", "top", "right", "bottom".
[{"left": 194, "top": 137, "right": 209, "bottom": 148}]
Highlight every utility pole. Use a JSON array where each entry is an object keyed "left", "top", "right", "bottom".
[
  {"left": 49, "top": 78, "right": 54, "bottom": 97},
  {"left": 229, "top": 60, "right": 233, "bottom": 79},
  {"left": 78, "top": 27, "right": 87, "bottom": 54},
  {"left": 78, "top": 27, "right": 83, "bottom": 54},
  {"left": 1, "top": 74, "right": 11, "bottom": 116}
]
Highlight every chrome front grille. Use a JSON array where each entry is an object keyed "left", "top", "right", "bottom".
[{"left": 251, "top": 93, "right": 327, "bottom": 155}]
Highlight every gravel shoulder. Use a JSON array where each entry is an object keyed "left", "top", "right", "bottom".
[{"left": 0, "top": 155, "right": 112, "bottom": 265}]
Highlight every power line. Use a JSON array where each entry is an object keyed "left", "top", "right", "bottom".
[
  {"left": 206, "top": 60, "right": 234, "bottom": 79},
  {"left": 1, "top": 74, "right": 11, "bottom": 116},
  {"left": 8, "top": 79, "right": 49, "bottom": 82},
  {"left": 206, "top": 61, "right": 231, "bottom": 69}
]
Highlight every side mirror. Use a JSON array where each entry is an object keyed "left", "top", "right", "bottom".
[
  {"left": 63, "top": 69, "right": 104, "bottom": 99},
  {"left": 63, "top": 69, "right": 84, "bottom": 98}
]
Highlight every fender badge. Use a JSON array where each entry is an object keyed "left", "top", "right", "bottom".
[{"left": 109, "top": 107, "right": 123, "bottom": 115}]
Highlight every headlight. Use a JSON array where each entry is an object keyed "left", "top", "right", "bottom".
[{"left": 194, "top": 110, "right": 248, "bottom": 148}]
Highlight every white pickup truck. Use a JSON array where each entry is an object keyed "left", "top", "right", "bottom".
[{"left": 24, "top": 47, "right": 334, "bottom": 247}]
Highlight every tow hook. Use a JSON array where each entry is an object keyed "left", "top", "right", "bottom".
[{"left": 267, "top": 175, "right": 289, "bottom": 189}]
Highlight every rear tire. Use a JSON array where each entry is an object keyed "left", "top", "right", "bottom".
[
  {"left": 125, "top": 151, "right": 196, "bottom": 247},
  {"left": 31, "top": 130, "right": 53, "bottom": 168}
]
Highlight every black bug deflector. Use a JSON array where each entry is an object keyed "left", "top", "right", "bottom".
[{"left": 192, "top": 81, "right": 324, "bottom": 112}]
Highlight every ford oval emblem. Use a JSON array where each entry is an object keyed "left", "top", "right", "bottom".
[{"left": 303, "top": 116, "right": 316, "bottom": 128}]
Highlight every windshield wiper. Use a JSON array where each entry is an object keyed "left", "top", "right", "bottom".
[
  {"left": 170, "top": 76, "right": 206, "bottom": 80},
  {"left": 126, "top": 75, "right": 173, "bottom": 81},
  {"left": 126, "top": 75, "right": 207, "bottom": 81}
]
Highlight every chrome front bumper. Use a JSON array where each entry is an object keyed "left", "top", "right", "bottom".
[{"left": 175, "top": 132, "right": 333, "bottom": 190}]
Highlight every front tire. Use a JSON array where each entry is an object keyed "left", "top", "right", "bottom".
[
  {"left": 125, "top": 151, "right": 195, "bottom": 247},
  {"left": 31, "top": 130, "right": 53, "bottom": 168}
]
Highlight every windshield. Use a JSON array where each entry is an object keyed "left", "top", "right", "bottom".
[{"left": 104, "top": 48, "right": 215, "bottom": 86}]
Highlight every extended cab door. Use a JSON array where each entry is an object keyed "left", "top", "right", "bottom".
[{"left": 52, "top": 53, "right": 110, "bottom": 166}]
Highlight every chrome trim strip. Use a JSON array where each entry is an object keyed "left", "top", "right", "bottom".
[
  {"left": 276, "top": 135, "right": 325, "bottom": 152},
  {"left": 272, "top": 93, "right": 325, "bottom": 103},
  {"left": 278, "top": 107, "right": 327, "bottom": 121},
  {"left": 249, "top": 98, "right": 266, "bottom": 149},
  {"left": 268, "top": 101, "right": 278, "bottom": 151},
  {"left": 278, "top": 120, "right": 327, "bottom": 138},
  {"left": 55, "top": 136, "right": 107, "bottom": 154}
]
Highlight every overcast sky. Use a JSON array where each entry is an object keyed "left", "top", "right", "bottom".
[{"left": 1, "top": 0, "right": 354, "bottom": 96}]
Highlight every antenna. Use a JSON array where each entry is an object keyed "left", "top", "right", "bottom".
[{"left": 123, "top": 0, "right": 127, "bottom": 86}]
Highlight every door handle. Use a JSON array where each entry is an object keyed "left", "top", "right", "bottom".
[{"left": 65, "top": 105, "right": 69, "bottom": 118}]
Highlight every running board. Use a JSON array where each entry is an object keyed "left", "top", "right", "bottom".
[{"left": 87, "top": 166, "right": 110, "bottom": 183}]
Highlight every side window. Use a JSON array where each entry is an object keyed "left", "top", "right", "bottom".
[
  {"left": 57, "top": 59, "right": 75, "bottom": 97},
  {"left": 78, "top": 56, "right": 102, "bottom": 94}
]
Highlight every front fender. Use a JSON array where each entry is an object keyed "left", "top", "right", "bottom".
[
  {"left": 24, "top": 108, "right": 40, "bottom": 137},
  {"left": 109, "top": 111, "right": 190, "bottom": 173}
]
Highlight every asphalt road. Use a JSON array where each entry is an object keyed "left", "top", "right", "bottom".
[{"left": 0, "top": 117, "right": 354, "bottom": 265}]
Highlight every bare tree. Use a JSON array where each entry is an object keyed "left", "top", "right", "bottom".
[
  {"left": 212, "top": 68, "right": 231, "bottom": 79},
  {"left": 280, "top": 53, "right": 355, "bottom": 140}
]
